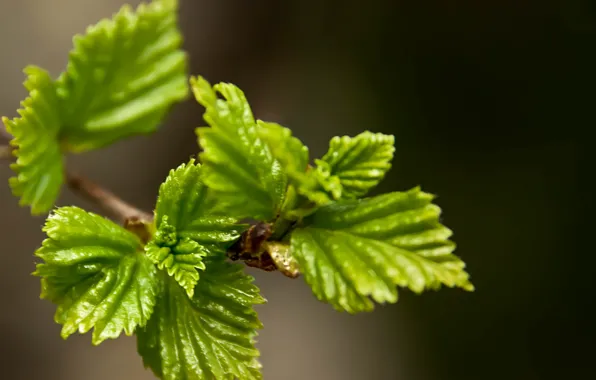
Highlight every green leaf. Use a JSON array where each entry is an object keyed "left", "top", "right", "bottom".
[
  {"left": 137, "top": 257, "right": 265, "bottom": 380},
  {"left": 56, "top": 0, "right": 188, "bottom": 152},
  {"left": 291, "top": 187, "right": 473, "bottom": 313},
  {"left": 2, "top": 66, "right": 63, "bottom": 214},
  {"left": 34, "top": 206, "right": 158, "bottom": 345},
  {"left": 256, "top": 120, "right": 309, "bottom": 174},
  {"left": 292, "top": 159, "right": 343, "bottom": 206},
  {"left": 148, "top": 159, "right": 245, "bottom": 297},
  {"left": 191, "top": 76, "right": 286, "bottom": 220},
  {"left": 293, "top": 131, "right": 395, "bottom": 206},
  {"left": 153, "top": 159, "right": 243, "bottom": 247},
  {"left": 145, "top": 217, "right": 207, "bottom": 298},
  {"left": 320, "top": 131, "right": 394, "bottom": 198}
]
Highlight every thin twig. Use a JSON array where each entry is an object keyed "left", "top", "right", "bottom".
[
  {"left": 1, "top": 143, "right": 153, "bottom": 224},
  {"left": 0, "top": 145, "right": 12, "bottom": 160},
  {"left": 0, "top": 127, "right": 12, "bottom": 141},
  {"left": 66, "top": 172, "right": 153, "bottom": 223}
]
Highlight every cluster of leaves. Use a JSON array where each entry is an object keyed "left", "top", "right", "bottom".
[
  {"left": 191, "top": 77, "right": 473, "bottom": 315},
  {"left": 3, "top": 0, "right": 187, "bottom": 214},
  {"left": 35, "top": 160, "right": 262, "bottom": 379},
  {"left": 3, "top": 1, "right": 473, "bottom": 379}
]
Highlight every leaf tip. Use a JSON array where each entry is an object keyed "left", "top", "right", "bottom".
[
  {"left": 190, "top": 75, "right": 213, "bottom": 104},
  {"left": 59, "top": 326, "right": 74, "bottom": 341},
  {"left": 184, "top": 287, "right": 195, "bottom": 299},
  {"left": 462, "top": 280, "right": 475, "bottom": 292}
]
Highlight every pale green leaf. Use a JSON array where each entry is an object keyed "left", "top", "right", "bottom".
[
  {"left": 34, "top": 207, "right": 158, "bottom": 345},
  {"left": 292, "top": 159, "right": 343, "bottom": 206},
  {"left": 291, "top": 187, "right": 473, "bottom": 313},
  {"left": 256, "top": 120, "right": 309, "bottom": 174},
  {"left": 294, "top": 131, "right": 395, "bottom": 206},
  {"left": 321, "top": 131, "right": 394, "bottom": 198},
  {"left": 137, "top": 257, "right": 265, "bottom": 380},
  {"left": 2, "top": 66, "right": 63, "bottom": 214},
  {"left": 154, "top": 159, "right": 243, "bottom": 249},
  {"left": 145, "top": 217, "right": 207, "bottom": 298},
  {"left": 148, "top": 160, "right": 245, "bottom": 297},
  {"left": 56, "top": 0, "right": 188, "bottom": 152},
  {"left": 255, "top": 120, "right": 312, "bottom": 218},
  {"left": 191, "top": 76, "right": 286, "bottom": 220}
]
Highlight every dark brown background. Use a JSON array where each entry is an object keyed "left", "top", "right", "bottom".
[{"left": 0, "top": 0, "right": 592, "bottom": 379}]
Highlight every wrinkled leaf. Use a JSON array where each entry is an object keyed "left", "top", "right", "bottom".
[
  {"left": 148, "top": 159, "right": 244, "bottom": 296},
  {"left": 192, "top": 76, "right": 286, "bottom": 220},
  {"left": 137, "top": 257, "right": 265, "bottom": 380},
  {"left": 57, "top": 0, "right": 188, "bottom": 152},
  {"left": 34, "top": 207, "right": 158, "bottom": 344},
  {"left": 291, "top": 187, "right": 473, "bottom": 313},
  {"left": 3, "top": 66, "right": 63, "bottom": 214}
]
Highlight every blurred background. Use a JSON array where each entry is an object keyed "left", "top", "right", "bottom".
[{"left": 0, "top": 0, "right": 593, "bottom": 379}]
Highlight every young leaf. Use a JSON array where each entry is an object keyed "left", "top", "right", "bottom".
[
  {"left": 147, "top": 160, "right": 244, "bottom": 297},
  {"left": 137, "top": 257, "right": 265, "bottom": 380},
  {"left": 56, "top": 0, "right": 188, "bottom": 152},
  {"left": 320, "top": 131, "right": 394, "bottom": 198},
  {"left": 153, "top": 159, "right": 243, "bottom": 247},
  {"left": 191, "top": 76, "right": 286, "bottom": 220},
  {"left": 291, "top": 187, "right": 473, "bottom": 313},
  {"left": 292, "top": 159, "right": 343, "bottom": 206},
  {"left": 34, "top": 207, "right": 158, "bottom": 345},
  {"left": 294, "top": 131, "right": 395, "bottom": 206},
  {"left": 2, "top": 66, "right": 63, "bottom": 214},
  {"left": 256, "top": 120, "right": 309, "bottom": 175},
  {"left": 145, "top": 217, "right": 207, "bottom": 298}
]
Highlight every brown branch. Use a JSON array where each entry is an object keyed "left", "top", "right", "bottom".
[
  {"left": 1, "top": 143, "right": 152, "bottom": 224},
  {"left": 66, "top": 172, "right": 153, "bottom": 224},
  {"left": 0, "top": 145, "right": 12, "bottom": 160},
  {"left": 1, "top": 127, "right": 12, "bottom": 141}
]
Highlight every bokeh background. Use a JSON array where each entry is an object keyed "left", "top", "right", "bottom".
[{"left": 0, "top": 0, "right": 592, "bottom": 379}]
